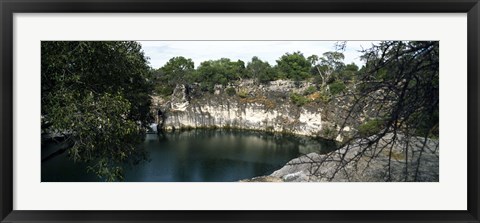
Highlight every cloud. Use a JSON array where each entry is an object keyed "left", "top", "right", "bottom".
[{"left": 138, "top": 41, "right": 379, "bottom": 69}]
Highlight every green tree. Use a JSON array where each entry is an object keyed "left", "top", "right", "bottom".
[
  {"left": 311, "top": 51, "right": 345, "bottom": 88},
  {"left": 276, "top": 52, "right": 312, "bottom": 81},
  {"left": 195, "top": 58, "right": 246, "bottom": 92},
  {"left": 41, "top": 41, "right": 153, "bottom": 181},
  {"left": 331, "top": 41, "right": 439, "bottom": 181},
  {"left": 246, "top": 56, "right": 276, "bottom": 83},
  {"left": 328, "top": 81, "right": 346, "bottom": 95},
  {"left": 338, "top": 63, "right": 359, "bottom": 82},
  {"left": 160, "top": 56, "right": 195, "bottom": 83},
  {"left": 154, "top": 56, "right": 195, "bottom": 96},
  {"left": 290, "top": 41, "right": 439, "bottom": 182},
  {"left": 356, "top": 41, "right": 439, "bottom": 138}
]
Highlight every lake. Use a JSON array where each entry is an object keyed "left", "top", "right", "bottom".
[{"left": 41, "top": 129, "right": 337, "bottom": 182}]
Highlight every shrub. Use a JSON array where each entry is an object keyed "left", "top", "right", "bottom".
[
  {"left": 318, "top": 93, "right": 331, "bottom": 103},
  {"left": 237, "top": 89, "right": 248, "bottom": 98},
  {"left": 329, "top": 81, "right": 346, "bottom": 95},
  {"left": 226, "top": 87, "right": 236, "bottom": 96},
  {"left": 290, "top": 93, "right": 310, "bottom": 107},
  {"left": 322, "top": 125, "right": 337, "bottom": 139},
  {"left": 155, "top": 85, "right": 174, "bottom": 96},
  {"left": 358, "top": 119, "right": 384, "bottom": 137},
  {"left": 303, "top": 86, "right": 317, "bottom": 95}
]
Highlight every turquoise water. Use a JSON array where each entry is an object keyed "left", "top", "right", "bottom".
[{"left": 41, "top": 129, "right": 336, "bottom": 182}]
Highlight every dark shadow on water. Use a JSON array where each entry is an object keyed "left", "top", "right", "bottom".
[{"left": 41, "top": 128, "right": 337, "bottom": 182}]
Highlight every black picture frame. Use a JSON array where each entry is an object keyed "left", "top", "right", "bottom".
[{"left": 1, "top": 0, "right": 479, "bottom": 222}]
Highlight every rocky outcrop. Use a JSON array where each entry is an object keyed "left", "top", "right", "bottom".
[
  {"left": 268, "top": 133, "right": 439, "bottom": 182},
  {"left": 153, "top": 81, "right": 439, "bottom": 182},
  {"left": 154, "top": 80, "right": 347, "bottom": 139},
  {"left": 239, "top": 176, "right": 283, "bottom": 182}
]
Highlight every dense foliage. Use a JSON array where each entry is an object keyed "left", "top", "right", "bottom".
[
  {"left": 246, "top": 56, "right": 276, "bottom": 83},
  {"left": 194, "top": 58, "right": 246, "bottom": 92},
  {"left": 41, "top": 41, "right": 153, "bottom": 181},
  {"left": 152, "top": 51, "right": 358, "bottom": 97},
  {"left": 42, "top": 41, "right": 438, "bottom": 182},
  {"left": 325, "top": 41, "right": 439, "bottom": 181},
  {"left": 276, "top": 52, "right": 313, "bottom": 81},
  {"left": 356, "top": 41, "right": 439, "bottom": 138},
  {"left": 150, "top": 41, "right": 438, "bottom": 143},
  {"left": 153, "top": 56, "right": 194, "bottom": 96}
]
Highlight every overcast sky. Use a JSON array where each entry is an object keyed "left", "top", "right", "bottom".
[{"left": 138, "top": 41, "right": 378, "bottom": 69}]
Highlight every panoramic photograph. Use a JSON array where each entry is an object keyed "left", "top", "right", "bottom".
[{"left": 41, "top": 41, "right": 439, "bottom": 182}]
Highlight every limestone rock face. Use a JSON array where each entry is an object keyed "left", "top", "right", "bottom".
[
  {"left": 270, "top": 133, "right": 439, "bottom": 182},
  {"left": 153, "top": 82, "right": 439, "bottom": 182},
  {"left": 239, "top": 176, "right": 284, "bottom": 182},
  {"left": 157, "top": 82, "right": 338, "bottom": 138},
  {"left": 170, "top": 84, "right": 189, "bottom": 112}
]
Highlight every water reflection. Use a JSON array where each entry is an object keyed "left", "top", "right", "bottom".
[{"left": 42, "top": 129, "right": 336, "bottom": 182}]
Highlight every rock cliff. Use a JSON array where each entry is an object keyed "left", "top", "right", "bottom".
[
  {"left": 241, "top": 133, "right": 439, "bottom": 182},
  {"left": 153, "top": 80, "right": 347, "bottom": 139},
  {"left": 151, "top": 81, "right": 439, "bottom": 182}
]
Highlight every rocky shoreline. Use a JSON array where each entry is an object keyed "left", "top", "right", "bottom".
[
  {"left": 241, "top": 133, "right": 439, "bottom": 182},
  {"left": 151, "top": 81, "right": 439, "bottom": 182}
]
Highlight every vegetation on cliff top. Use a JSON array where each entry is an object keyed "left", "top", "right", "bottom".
[
  {"left": 151, "top": 50, "right": 358, "bottom": 100},
  {"left": 151, "top": 41, "right": 440, "bottom": 181},
  {"left": 41, "top": 41, "right": 439, "bottom": 181}
]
